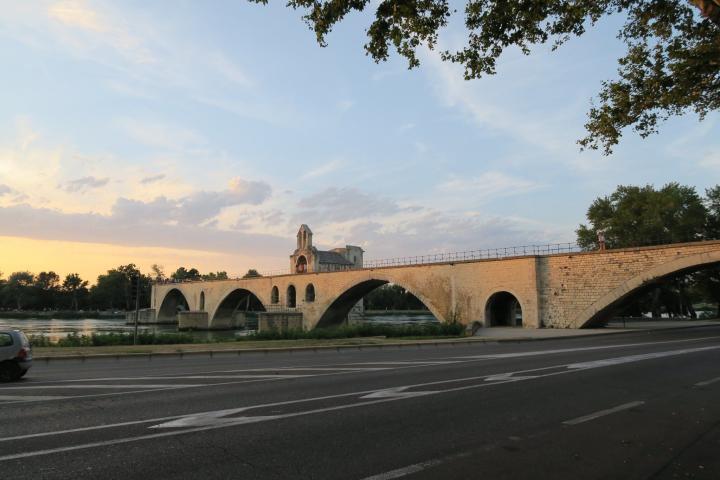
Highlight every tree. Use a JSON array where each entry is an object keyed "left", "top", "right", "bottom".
[
  {"left": 577, "top": 183, "right": 719, "bottom": 319},
  {"left": 62, "top": 273, "right": 89, "bottom": 311},
  {"left": 34, "top": 271, "right": 60, "bottom": 310},
  {"left": 363, "top": 284, "right": 428, "bottom": 310},
  {"left": 203, "top": 271, "right": 229, "bottom": 280},
  {"left": 255, "top": 0, "right": 720, "bottom": 154},
  {"left": 241, "top": 269, "right": 261, "bottom": 279},
  {"left": 705, "top": 185, "right": 720, "bottom": 238},
  {"left": 90, "top": 264, "right": 151, "bottom": 311},
  {"left": 3, "top": 271, "right": 35, "bottom": 309},
  {"left": 150, "top": 264, "right": 166, "bottom": 282},
  {"left": 171, "top": 267, "right": 202, "bottom": 282},
  {"left": 576, "top": 183, "right": 708, "bottom": 250}
]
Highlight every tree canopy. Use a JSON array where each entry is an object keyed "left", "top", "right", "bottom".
[
  {"left": 254, "top": 0, "right": 719, "bottom": 153},
  {"left": 576, "top": 183, "right": 712, "bottom": 249},
  {"left": 576, "top": 183, "right": 720, "bottom": 319}
]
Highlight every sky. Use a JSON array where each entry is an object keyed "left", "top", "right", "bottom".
[{"left": 0, "top": 0, "right": 718, "bottom": 283}]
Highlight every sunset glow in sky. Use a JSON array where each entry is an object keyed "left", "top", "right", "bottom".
[{"left": 0, "top": 1, "right": 718, "bottom": 283}]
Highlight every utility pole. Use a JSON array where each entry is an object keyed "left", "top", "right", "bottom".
[{"left": 133, "top": 275, "right": 141, "bottom": 345}]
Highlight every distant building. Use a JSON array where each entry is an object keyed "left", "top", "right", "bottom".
[{"left": 290, "top": 224, "right": 364, "bottom": 274}]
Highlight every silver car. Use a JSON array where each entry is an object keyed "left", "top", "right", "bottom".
[{"left": 0, "top": 330, "right": 32, "bottom": 381}]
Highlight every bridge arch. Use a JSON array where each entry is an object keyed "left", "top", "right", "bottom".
[
  {"left": 577, "top": 250, "right": 720, "bottom": 328},
  {"left": 199, "top": 291, "right": 205, "bottom": 311},
  {"left": 271, "top": 286, "right": 279, "bottom": 304},
  {"left": 157, "top": 288, "right": 190, "bottom": 322},
  {"left": 484, "top": 291, "right": 523, "bottom": 327},
  {"left": 315, "top": 276, "right": 446, "bottom": 329},
  {"left": 209, "top": 288, "right": 265, "bottom": 329}
]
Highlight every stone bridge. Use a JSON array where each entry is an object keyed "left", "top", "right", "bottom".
[{"left": 149, "top": 240, "right": 720, "bottom": 330}]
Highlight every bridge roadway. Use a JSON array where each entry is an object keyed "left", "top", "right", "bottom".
[{"left": 2, "top": 327, "right": 720, "bottom": 479}]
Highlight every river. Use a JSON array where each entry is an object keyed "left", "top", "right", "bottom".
[{"left": 0, "top": 312, "right": 438, "bottom": 343}]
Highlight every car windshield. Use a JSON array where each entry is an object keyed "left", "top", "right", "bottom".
[{"left": 18, "top": 332, "right": 30, "bottom": 347}]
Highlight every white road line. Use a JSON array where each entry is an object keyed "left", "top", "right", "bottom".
[
  {"left": 0, "top": 384, "right": 204, "bottom": 390},
  {"left": 459, "top": 335, "right": 720, "bottom": 361},
  {"left": 342, "top": 361, "right": 460, "bottom": 366},
  {"left": 695, "top": 376, "right": 720, "bottom": 387},
  {"left": 0, "top": 378, "right": 278, "bottom": 406},
  {"left": 0, "top": 395, "right": 67, "bottom": 402},
  {"left": 38, "top": 375, "right": 311, "bottom": 382},
  {"left": 562, "top": 401, "right": 645, "bottom": 426},
  {"left": 3, "top": 343, "right": 718, "bottom": 459},
  {"left": 228, "top": 367, "right": 388, "bottom": 372},
  {"left": 567, "top": 346, "right": 720, "bottom": 369}
]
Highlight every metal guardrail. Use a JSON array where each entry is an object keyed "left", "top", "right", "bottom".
[
  {"left": 152, "top": 242, "right": 581, "bottom": 283},
  {"left": 362, "top": 242, "right": 580, "bottom": 269}
]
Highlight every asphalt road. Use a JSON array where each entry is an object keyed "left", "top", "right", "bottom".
[{"left": 2, "top": 327, "right": 720, "bottom": 479}]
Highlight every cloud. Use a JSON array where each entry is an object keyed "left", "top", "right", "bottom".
[
  {"left": 337, "top": 99, "right": 354, "bottom": 111},
  {"left": 300, "top": 160, "right": 345, "bottom": 180},
  {"left": 436, "top": 171, "right": 542, "bottom": 199},
  {"left": 208, "top": 52, "right": 253, "bottom": 87},
  {"left": 336, "top": 211, "right": 571, "bottom": 261},
  {"left": 62, "top": 176, "right": 110, "bottom": 193},
  {"left": 140, "top": 173, "right": 165, "bottom": 184},
  {"left": 0, "top": 184, "right": 14, "bottom": 196},
  {"left": 46, "top": 0, "right": 155, "bottom": 64},
  {"left": 112, "top": 177, "right": 272, "bottom": 226},
  {"left": 0, "top": 203, "right": 287, "bottom": 257},
  {"left": 48, "top": 0, "right": 105, "bottom": 32},
  {"left": 422, "top": 48, "right": 582, "bottom": 157},
  {"left": 118, "top": 119, "right": 205, "bottom": 150},
  {"left": 698, "top": 150, "right": 720, "bottom": 169},
  {"left": 297, "top": 187, "right": 402, "bottom": 224}
]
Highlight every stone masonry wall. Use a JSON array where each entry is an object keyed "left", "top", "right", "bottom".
[
  {"left": 539, "top": 241, "right": 720, "bottom": 328},
  {"left": 151, "top": 241, "right": 720, "bottom": 330}
]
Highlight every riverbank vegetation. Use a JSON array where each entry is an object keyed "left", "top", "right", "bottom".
[{"left": 27, "top": 322, "right": 465, "bottom": 347}]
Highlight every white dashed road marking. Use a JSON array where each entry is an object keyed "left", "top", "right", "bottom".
[
  {"left": 562, "top": 401, "right": 645, "bottom": 426},
  {"left": 695, "top": 376, "right": 720, "bottom": 387}
]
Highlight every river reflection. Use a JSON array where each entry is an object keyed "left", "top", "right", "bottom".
[{"left": 0, "top": 312, "right": 438, "bottom": 343}]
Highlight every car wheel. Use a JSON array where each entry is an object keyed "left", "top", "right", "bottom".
[{"left": 0, "top": 361, "right": 21, "bottom": 382}]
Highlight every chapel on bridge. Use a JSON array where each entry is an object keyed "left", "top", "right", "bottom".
[{"left": 290, "top": 224, "right": 364, "bottom": 274}]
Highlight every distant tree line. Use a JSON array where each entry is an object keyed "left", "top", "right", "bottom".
[
  {"left": 577, "top": 183, "right": 720, "bottom": 319},
  {"left": 363, "top": 284, "right": 428, "bottom": 311},
  {"left": 0, "top": 265, "right": 151, "bottom": 312},
  {"left": 0, "top": 264, "right": 262, "bottom": 312}
]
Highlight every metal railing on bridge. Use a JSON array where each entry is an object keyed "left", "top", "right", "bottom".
[
  {"left": 152, "top": 242, "right": 583, "bottom": 283},
  {"left": 362, "top": 242, "right": 581, "bottom": 269}
]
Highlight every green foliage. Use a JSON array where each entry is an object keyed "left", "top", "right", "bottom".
[
  {"left": 576, "top": 183, "right": 709, "bottom": 250},
  {"left": 363, "top": 284, "right": 429, "bottom": 310},
  {"left": 241, "top": 269, "right": 261, "bottom": 279},
  {"left": 3, "top": 271, "right": 36, "bottom": 309},
  {"left": 245, "top": 322, "right": 465, "bottom": 341},
  {"left": 62, "top": 273, "right": 89, "bottom": 311},
  {"left": 171, "top": 267, "right": 201, "bottom": 281},
  {"left": 577, "top": 183, "right": 720, "bottom": 319},
  {"left": 203, "top": 271, "right": 229, "bottom": 280},
  {"left": 89, "top": 264, "right": 151, "bottom": 311},
  {"left": 29, "top": 332, "right": 200, "bottom": 347},
  {"left": 253, "top": 0, "right": 720, "bottom": 154}
]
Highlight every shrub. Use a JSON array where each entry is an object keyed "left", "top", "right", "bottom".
[{"left": 242, "top": 322, "right": 465, "bottom": 341}]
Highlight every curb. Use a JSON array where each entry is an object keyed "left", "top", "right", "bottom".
[{"left": 31, "top": 323, "right": 718, "bottom": 363}]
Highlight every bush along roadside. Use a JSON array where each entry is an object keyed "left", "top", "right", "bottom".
[
  {"left": 242, "top": 322, "right": 466, "bottom": 341},
  {"left": 27, "top": 322, "right": 466, "bottom": 347},
  {"left": 28, "top": 332, "right": 202, "bottom": 347}
]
